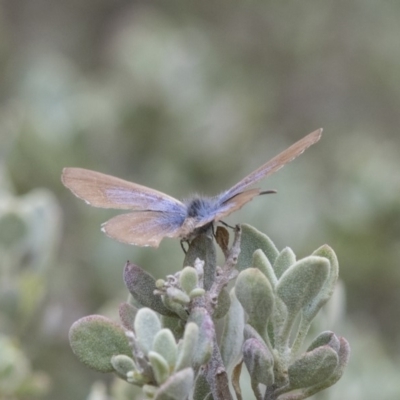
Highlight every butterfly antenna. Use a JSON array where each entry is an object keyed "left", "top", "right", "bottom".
[{"left": 260, "top": 189, "right": 277, "bottom": 195}]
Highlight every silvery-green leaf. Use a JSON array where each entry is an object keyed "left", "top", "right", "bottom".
[
  {"left": 303, "top": 245, "right": 339, "bottom": 321},
  {"left": 193, "top": 372, "right": 211, "bottom": 400},
  {"left": 243, "top": 324, "right": 265, "bottom": 343},
  {"left": 175, "top": 322, "right": 198, "bottom": 371},
  {"left": 161, "top": 315, "right": 185, "bottom": 341},
  {"left": 274, "top": 247, "right": 296, "bottom": 279},
  {"left": 304, "top": 336, "right": 350, "bottom": 394},
  {"left": 276, "top": 256, "right": 329, "bottom": 316},
  {"left": 288, "top": 346, "right": 338, "bottom": 389},
  {"left": 148, "top": 351, "right": 170, "bottom": 385},
  {"left": 134, "top": 308, "right": 161, "bottom": 355},
  {"left": 153, "top": 329, "right": 178, "bottom": 369},
  {"left": 124, "top": 262, "right": 174, "bottom": 316},
  {"left": 252, "top": 249, "right": 278, "bottom": 287},
  {"left": 154, "top": 368, "right": 194, "bottom": 400},
  {"left": 235, "top": 268, "right": 274, "bottom": 337},
  {"left": 331, "top": 337, "right": 350, "bottom": 381},
  {"left": 307, "top": 331, "right": 340, "bottom": 353},
  {"left": 220, "top": 289, "right": 245, "bottom": 371},
  {"left": 213, "top": 287, "right": 231, "bottom": 320},
  {"left": 119, "top": 302, "right": 137, "bottom": 331},
  {"left": 111, "top": 354, "right": 136, "bottom": 377},
  {"left": 287, "top": 337, "right": 350, "bottom": 399},
  {"left": 69, "top": 315, "right": 131, "bottom": 373},
  {"left": 183, "top": 231, "right": 216, "bottom": 290},
  {"left": 188, "top": 308, "right": 214, "bottom": 368},
  {"left": 236, "top": 224, "right": 279, "bottom": 271},
  {"left": 243, "top": 338, "right": 274, "bottom": 386}
]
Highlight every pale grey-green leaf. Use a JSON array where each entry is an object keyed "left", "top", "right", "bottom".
[{"left": 134, "top": 308, "right": 161, "bottom": 355}]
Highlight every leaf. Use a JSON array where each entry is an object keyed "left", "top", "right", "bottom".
[
  {"left": 154, "top": 368, "right": 194, "bottom": 400},
  {"left": 236, "top": 224, "right": 279, "bottom": 271},
  {"left": 276, "top": 256, "right": 329, "bottom": 316},
  {"left": 134, "top": 308, "right": 161, "bottom": 355},
  {"left": 124, "top": 262, "right": 175, "bottom": 316},
  {"left": 153, "top": 329, "right": 178, "bottom": 369},
  {"left": 69, "top": 315, "right": 131, "bottom": 373},
  {"left": 235, "top": 268, "right": 274, "bottom": 337}
]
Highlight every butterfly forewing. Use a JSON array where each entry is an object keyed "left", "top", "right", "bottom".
[
  {"left": 220, "top": 128, "right": 322, "bottom": 202},
  {"left": 62, "top": 167, "right": 185, "bottom": 212}
]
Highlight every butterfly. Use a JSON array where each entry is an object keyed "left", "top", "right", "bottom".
[{"left": 61, "top": 129, "right": 322, "bottom": 247}]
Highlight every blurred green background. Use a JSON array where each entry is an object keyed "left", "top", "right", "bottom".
[{"left": 1, "top": 1, "right": 400, "bottom": 399}]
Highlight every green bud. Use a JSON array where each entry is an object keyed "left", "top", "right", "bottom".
[
  {"left": 127, "top": 369, "right": 148, "bottom": 385},
  {"left": 189, "top": 288, "right": 206, "bottom": 299},
  {"left": 179, "top": 267, "right": 199, "bottom": 295},
  {"left": 156, "top": 279, "right": 165, "bottom": 289},
  {"left": 166, "top": 287, "right": 191, "bottom": 305}
]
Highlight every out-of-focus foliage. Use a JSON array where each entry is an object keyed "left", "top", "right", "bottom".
[
  {"left": 1, "top": 1, "right": 399, "bottom": 399},
  {"left": 0, "top": 167, "right": 60, "bottom": 397}
]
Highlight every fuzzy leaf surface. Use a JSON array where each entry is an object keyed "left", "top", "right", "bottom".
[{"left": 69, "top": 315, "right": 131, "bottom": 373}]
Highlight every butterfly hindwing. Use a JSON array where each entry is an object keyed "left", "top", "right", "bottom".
[{"left": 102, "top": 211, "right": 185, "bottom": 247}]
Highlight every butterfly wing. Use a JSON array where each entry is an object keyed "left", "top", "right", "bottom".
[
  {"left": 102, "top": 211, "right": 185, "bottom": 247},
  {"left": 219, "top": 129, "right": 322, "bottom": 203},
  {"left": 200, "top": 188, "right": 261, "bottom": 226},
  {"left": 62, "top": 167, "right": 185, "bottom": 213}
]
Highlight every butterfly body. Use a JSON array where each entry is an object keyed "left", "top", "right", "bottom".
[{"left": 62, "top": 129, "right": 322, "bottom": 247}]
